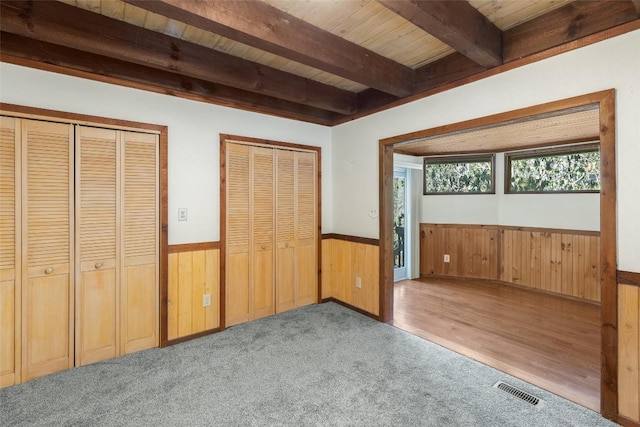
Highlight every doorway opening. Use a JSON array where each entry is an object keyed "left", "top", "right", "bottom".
[{"left": 378, "top": 90, "right": 617, "bottom": 418}]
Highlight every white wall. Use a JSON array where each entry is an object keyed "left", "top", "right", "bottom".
[
  {"left": 333, "top": 30, "right": 640, "bottom": 271},
  {"left": 419, "top": 153, "right": 600, "bottom": 230},
  {"left": 0, "top": 63, "right": 332, "bottom": 244}
]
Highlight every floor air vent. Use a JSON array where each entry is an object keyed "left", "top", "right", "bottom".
[{"left": 493, "top": 381, "right": 543, "bottom": 406}]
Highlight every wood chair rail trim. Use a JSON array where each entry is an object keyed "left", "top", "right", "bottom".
[
  {"left": 321, "top": 233, "right": 380, "bottom": 246},
  {"left": 617, "top": 270, "right": 640, "bottom": 287},
  {"left": 167, "top": 242, "right": 220, "bottom": 253}
]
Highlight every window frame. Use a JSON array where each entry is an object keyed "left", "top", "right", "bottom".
[
  {"left": 423, "top": 154, "right": 496, "bottom": 195},
  {"left": 504, "top": 142, "right": 600, "bottom": 194}
]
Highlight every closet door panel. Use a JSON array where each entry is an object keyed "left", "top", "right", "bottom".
[
  {"left": 275, "top": 150, "right": 295, "bottom": 313},
  {"left": 79, "top": 268, "right": 116, "bottom": 364},
  {"left": 226, "top": 143, "right": 250, "bottom": 326},
  {"left": 251, "top": 147, "right": 274, "bottom": 320},
  {"left": 76, "top": 126, "right": 118, "bottom": 366},
  {"left": 295, "top": 152, "right": 317, "bottom": 308},
  {"left": 121, "top": 132, "right": 158, "bottom": 354},
  {"left": 22, "top": 119, "right": 73, "bottom": 381},
  {"left": 25, "top": 274, "right": 70, "bottom": 379},
  {"left": 252, "top": 249, "right": 273, "bottom": 319},
  {"left": 275, "top": 247, "right": 295, "bottom": 313},
  {"left": 0, "top": 116, "right": 19, "bottom": 386}
]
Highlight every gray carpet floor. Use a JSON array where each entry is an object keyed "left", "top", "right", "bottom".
[{"left": 1, "top": 302, "right": 616, "bottom": 426}]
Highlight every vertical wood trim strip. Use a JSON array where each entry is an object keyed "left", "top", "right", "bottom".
[
  {"left": 379, "top": 142, "right": 394, "bottom": 322},
  {"left": 159, "top": 127, "right": 169, "bottom": 347},
  {"left": 219, "top": 137, "right": 227, "bottom": 330},
  {"left": 600, "top": 89, "right": 618, "bottom": 419},
  {"left": 316, "top": 150, "right": 323, "bottom": 306}
]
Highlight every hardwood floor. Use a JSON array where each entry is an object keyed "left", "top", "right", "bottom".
[{"left": 391, "top": 277, "right": 600, "bottom": 411}]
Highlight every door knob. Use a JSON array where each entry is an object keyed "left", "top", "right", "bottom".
[
  {"left": 95, "top": 263, "right": 103, "bottom": 269},
  {"left": 44, "top": 267, "right": 53, "bottom": 274}
]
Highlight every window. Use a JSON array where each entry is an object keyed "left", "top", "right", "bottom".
[
  {"left": 506, "top": 143, "right": 600, "bottom": 193},
  {"left": 423, "top": 154, "right": 495, "bottom": 195}
]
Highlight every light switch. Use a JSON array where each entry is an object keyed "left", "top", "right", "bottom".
[{"left": 178, "top": 208, "right": 188, "bottom": 221}]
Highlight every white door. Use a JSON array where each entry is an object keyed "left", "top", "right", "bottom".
[{"left": 393, "top": 168, "right": 408, "bottom": 281}]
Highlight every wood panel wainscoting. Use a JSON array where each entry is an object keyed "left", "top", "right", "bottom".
[
  {"left": 420, "top": 224, "right": 499, "bottom": 280},
  {"left": 618, "top": 270, "right": 640, "bottom": 426},
  {"left": 420, "top": 223, "right": 601, "bottom": 302},
  {"left": 167, "top": 243, "right": 221, "bottom": 344},
  {"left": 321, "top": 234, "right": 379, "bottom": 317}
]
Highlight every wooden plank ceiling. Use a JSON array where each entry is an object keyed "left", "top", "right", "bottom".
[
  {"left": 1, "top": 0, "right": 638, "bottom": 125},
  {"left": 394, "top": 106, "right": 600, "bottom": 156}
]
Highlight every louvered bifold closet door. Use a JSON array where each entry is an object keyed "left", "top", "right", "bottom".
[
  {"left": 121, "top": 132, "right": 158, "bottom": 354},
  {"left": 294, "top": 152, "right": 317, "bottom": 308},
  {"left": 275, "top": 150, "right": 295, "bottom": 314},
  {"left": 251, "top": 147, "right": 275, "bottom": 320},
  {"left": 76, "top": 126, "right": 118, "bottom": 366},
  {"left": 0, "top": 117, "right": 20, "bottom": 387},
  {"left": 22, "top": 119, "right": 74, "bottom": 381},
  {"left": 226, "top": 143, "right": 250, "bottom": 327}
]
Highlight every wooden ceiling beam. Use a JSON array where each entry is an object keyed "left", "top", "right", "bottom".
[
  {"left": 504, "top": 0, "right": 639, "bottom": 62},
  {"left": 413, "top": 53, "right": 486, "bottom": 94},
  {"left": 124, "top": 0, "right": 415, "bottom": 98},
  {"left": 409, "top": 1, "right": 639, "bottom": 110},
  {"left": 0, "top": 0, "right": 357, "bottom": 115},
  {"left": 378, "top": 0, "right": 503, "bottom": 68},
  {"left": 0, "top": 32, "right": 341, "bottom": 125}
]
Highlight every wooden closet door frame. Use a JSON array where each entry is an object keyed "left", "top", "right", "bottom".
[
  {"left": 220, "top": 134, "right": 322, "bottom": 331},
  {"left": 0, "top": 103, "right": 170, "bottom": 348}
]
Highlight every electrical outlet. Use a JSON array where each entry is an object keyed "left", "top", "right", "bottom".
[
  {"left": 178, "top": 208, "right": 188, "bottom": 221},
  {"left": 444, "top": 254, "right": 450, "bottom": 263},
  {"left": 202, "top": 293, "right": 211, "bottom": 307},
  {"left": 355, "top": 277, "right": 362, "bottom": 289}
]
